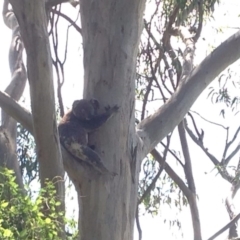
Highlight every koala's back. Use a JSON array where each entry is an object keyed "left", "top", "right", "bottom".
[
  {"left": 58, "top": 98, "right": 118, "bottom": 176},
  {"left": 58, "top": 111, "right": 87, "bottom": 145}
]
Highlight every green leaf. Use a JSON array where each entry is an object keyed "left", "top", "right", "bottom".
[
  {"left": 1, "top": 202, "right": 9, "bottom": 208},
  {"left": 45, "top": 218, "right": 51, "bottom": 224},
  {"left": 3, "top": 229, "right": 13, "bottom": 237}
]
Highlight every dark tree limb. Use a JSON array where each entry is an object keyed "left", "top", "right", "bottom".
[
  {"left": 51, "top": 9, "right": 82, "bottom": 34},
  {"left": 207, "top": 213, "right": 240, "bottom": 240}
]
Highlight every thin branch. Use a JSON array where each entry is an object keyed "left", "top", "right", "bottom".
[
  {"left": 226, "top": 127, "right": 240, "bottom": 161},
  {"left": 135, "top": 205, "right": 142, "bottom": 240},
  {"left": 46, "top": 0, "right": 79, "bottom": 8},
  {"left": 222, "top": 127, "right": 230, "bottom": 161},
  {"left": 185, "top": 119, "right": 234, "bottom": 183},
  {"left": 137, "top": 29, "right": 240, "bottom": 160},
  {"left": 190, "top": 110, "right": 227, "bottom": 130},
  {"left": 160, "top": 142, "right": 184, "bottom": 167},
  {"left": 151, "top": 148, "right": 192, "bottom": 199},
  {"left": 207, "top": 213, "right": 240, "bottom": 240},
  {"left": 139, "top": 137, "right": 171, "bottom": 204},
  {"left": 51, "top": 9, "right": 82, "bottom": 34},
  {"left": 225, "top": 143, "right": 240, "bottom": 165},
  {"left": 187, "top": 112, "right": 202, "bottom": 140},
  {"left": 185, "top": 119, "right": 220, "bottom": 166},
  {"left": 188, "top": 111, "right": 240, "bottom": 166},
  {"left": 193, "top": 0, "right": 203, "bottom": 42},
  {"left": 178, "top": 121, "right": 196, "bottom": 193},
  {"left": 50, "top": 6, "right": 65, "bottom": 117}
]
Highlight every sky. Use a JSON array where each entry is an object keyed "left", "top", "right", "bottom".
[
  {"left": 136, "top": 1, "right": 240, "bottom": 239},
  {"left": 0, "top": 1, "right": 240, "bottom": 240}
]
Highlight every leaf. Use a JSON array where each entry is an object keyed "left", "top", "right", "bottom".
[
  {"left": 1, "top": 202, "right": 9, "bottom": 208},
  {"left": 3, "top": 229, "right": 13, "bottom": 237},
  {"left": 45, "top": 218, "right": 51, "bottom": 224}
]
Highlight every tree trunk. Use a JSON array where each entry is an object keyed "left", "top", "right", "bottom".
[
  {"left": 8, "top": 0, "right": 65, "bottom": 237},
  {"left": 69, "top": 0, "right": 146, "bottom": 239},
  {"left": 1, "top": 2, "right": 240, "bottom": 240}
]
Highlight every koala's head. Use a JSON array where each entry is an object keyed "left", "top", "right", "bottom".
[{"left": 72, "top": 99, "right": 100, "bottom": 120}]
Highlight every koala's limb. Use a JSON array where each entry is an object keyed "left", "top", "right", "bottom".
[
  {"left": 61, "top": 136, "right": 116, "bottom": 176},
  {"left": 77, "top": 105, "right": 119, "bottom": 131},
  {"left": 58, "top": 99, "right": 119, "bottom": 176}
]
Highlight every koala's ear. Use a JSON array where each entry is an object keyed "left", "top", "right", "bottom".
[
  {"left": 90, "top": 99, "right": 100, "bottom": 110},
  {"left": 72, "top": 100, "right": 80, "bottom": 109}
]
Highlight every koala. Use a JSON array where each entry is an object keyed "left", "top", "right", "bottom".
[{"left": 58, "top": 99, "right": 119, "bottom": 176}]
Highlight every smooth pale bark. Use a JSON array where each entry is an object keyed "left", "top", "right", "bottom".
[
  {"left": 137, "top": 30, "right": 240, "bottom": 159},
  {"left": 0, "top": 0, "right": 27, "bottom": 189},
  {"left": 8, "top": 0, "right": 65, "bottom": 226},
  {"left": 68, "top": 0, "right": 146, "bottom": 239},
  {"left": 1, "top": 2, "right": 240, "bottom": 240},
  {"left": 178, "top": 122, "right": 202, "bottom": 240},
  {"left": 1, "top": 27, "right": 240, "bottom": 240},
  {"left": 0, "top": 91, "right": 33, "bottom": 133}
]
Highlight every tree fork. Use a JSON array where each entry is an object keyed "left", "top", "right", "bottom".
[{"left": 71, "top": 0, "right": 146, "bottom": 239}]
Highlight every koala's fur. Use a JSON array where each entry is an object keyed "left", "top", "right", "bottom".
[{"left": 58, "top": 99, "right": 118, "bottom": 175}]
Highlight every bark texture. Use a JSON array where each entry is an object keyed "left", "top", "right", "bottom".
[
  {"left": 8, "top": 2, "right": 65, "bottom": 237},
  {"left": 0, "top": 1, "right": 240, "bottom": 240},
  {"left": 65, "top": 0, "right": 146, "bottom": 239},
  {"left": 0, "top": 0, "right": 27, "bottom": 189}
]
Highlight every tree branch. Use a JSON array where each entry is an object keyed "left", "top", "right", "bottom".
[
  {"left": 2, "top": 0, "right": 27, "bottom": 133},
  {"left": 0, "top": 90, "right": 33, "bottom": 134},
  {"left": 139, "top": 137, "right": 170, "bottom": 205},
  {"left": 137, "top": 30, "right": 240, "bottom": 159},
  {"left": 185, "top": 119, "right": 234, "bottom": 183},
  {"left": 9, "top": 2, "right": 65, "bottom": 234},
  {"left": 46, "top": 0, "right": 79, "bottom": 8},
  {"left": 1, "top": 0, "right": 28, "bottom": 189},
  {"left": 178, "top": 122, "right": 196, "bottom": 193},
  {"left": 51, "top": 9, "right": 82, "bottom": 34},
  {"left": 207, "top": 212, "right": 240, "bottom": 240},
  {"left": 225, "top": 143, "right": 240, "bottom": 165},
  {"left": 151, "top": 149, "right": 192, "bottom": 199},
  {"left": 0, "top": 90, "right": 89, "bottom": 183},
  {"left": 8, "top": 0, "right": 64, "bottom": 183}
]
